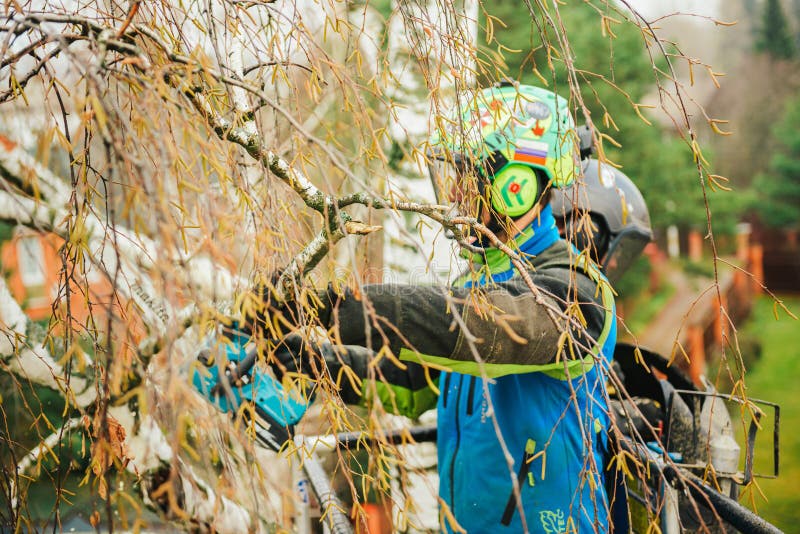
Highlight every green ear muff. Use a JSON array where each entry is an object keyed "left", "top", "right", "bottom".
[{"left": 490, "top": 164, "right": 540, "bottom": 217}]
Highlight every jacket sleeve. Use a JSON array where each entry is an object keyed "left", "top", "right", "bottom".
[{"left": 316, "top": 269, "right": 609, "bottom": 380}]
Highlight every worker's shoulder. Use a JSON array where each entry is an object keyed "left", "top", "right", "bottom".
[
  {"left": 520, "top": 240, "right": 608, "bottom": 301},
  {"left": 529, "top": 239, "right": 582, "bottom": 271}
]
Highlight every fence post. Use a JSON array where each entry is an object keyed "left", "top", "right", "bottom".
[
  {"left": 688, "top": 229, "right": 703, "bottom": 262},
  {"left": 750, "top": 243, "right": 764, "bottom": 295},
  {"left": 667, "top": 225, "right": 680, "bottom": 259},
  {"left": 736, "top": 222, "right": 751, "bottom": 264},
  {"left": 687, "top": 325, "right": 706, "bottom": 386}
]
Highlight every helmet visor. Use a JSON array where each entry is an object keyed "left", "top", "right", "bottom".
[{"left": 603, "top": 228, "right": 652, "bottom": 284}]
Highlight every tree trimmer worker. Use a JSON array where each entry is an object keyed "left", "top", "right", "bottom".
[{"left": 206, "top": 83, "right": 619, "bottom": 533}]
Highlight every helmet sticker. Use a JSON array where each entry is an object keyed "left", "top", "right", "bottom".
[
  {"left": 512, "top": 139, "right": 548, "bottom": 166},
  {"left": 524, "top": 102, "right": 552, "bottom": 137},
  {"left": 526, "top": 101, "right": 552, "bottom": 120},
  {"left": 474, "top": 109, "right": 492, "bottom": 129}
]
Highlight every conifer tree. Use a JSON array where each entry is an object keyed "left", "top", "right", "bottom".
[
  {"left": 792, "top": 0, "right": 800, "bottom": 49},
  {"left": 754, "top": 94, "right": 800, "bottom": 227},
  {"left": 757, "top": 0, "right": 796, "bottom": 59}
]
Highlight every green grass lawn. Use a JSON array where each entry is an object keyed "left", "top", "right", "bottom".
[{"left": 732, "top": 295, "right": 800, "bottom": 531}]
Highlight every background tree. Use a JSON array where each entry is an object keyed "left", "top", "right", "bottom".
[
  {"left": 753, "top": 93, "right": 800, "bottom": 227},
  {"left": 757, "top": 0, "right": 796, "bottom": 59},
  {"left": 706, "top": 0, "right": 800, "bottom": 233},
  {"left": 791, "top": 0, "right": 800, "bottom": 49}
]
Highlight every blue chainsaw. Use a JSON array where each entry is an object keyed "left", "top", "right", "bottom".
[
  {"left": 192, "top": 325, "right": 308, "bottom": 449},
  {"left": 192, "top": 326, "right": 353, "bottom": 534}
]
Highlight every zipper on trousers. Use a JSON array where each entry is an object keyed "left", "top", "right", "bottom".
[
  {"left": 442, "top": 372, "right": 452, "bottom": 408},
  {"left": 449, "top": 374, "right": 463, "bottom": 516},
  {"left": 501, "top": 441, "right": 536, "bottom": 526},
  {"left": 466, "top": 376, "right": 476, "bottom": 416}
]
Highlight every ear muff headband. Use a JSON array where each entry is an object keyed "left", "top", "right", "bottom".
[{"left": 490, "top": 164, "right": 540, "bottom": 217}]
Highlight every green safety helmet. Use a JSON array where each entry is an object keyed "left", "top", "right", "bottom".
[{"left": 427, "top": 82, "right": 578, "bottom": 218}]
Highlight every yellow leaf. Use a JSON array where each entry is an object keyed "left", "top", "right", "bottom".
[
  {"left": 88, "top": 94, "right": 108, "bottom": 134},
  {"left": 633, "top": 104, "right": 653, "bottom": 126},
  {"left": 709, "top": 119, "right": 733, "bottom": 136}
]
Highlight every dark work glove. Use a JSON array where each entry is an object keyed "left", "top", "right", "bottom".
[{"left": 271, "top": 334, "right": 370, "bottom": 405}]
